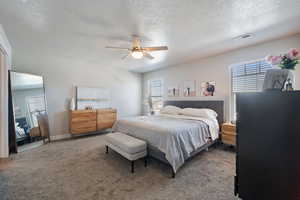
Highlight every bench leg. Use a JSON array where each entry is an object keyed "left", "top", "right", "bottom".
[
  {"left": 172, "top": 171, "right": 176, "bottom": 178},
  {"left": 172, "top": 170, "right": 176, "bottom": 178},
  {"left": 131, "top": 161, "right": 134, "bottom": 173},
  {"left": 105, "top": 145, "right": 108, "bottom": 154},
  {"left": 171, "top": 167, "right": 176, "bottom": 178}
]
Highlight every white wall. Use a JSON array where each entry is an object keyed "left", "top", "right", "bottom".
[
  {"left": 0, "top": 25, "right": 11, "bottom": 60},
  {"left": 143, "top": 34, "right": 300, "bottom": 121},
  {"left": 0, "top": 24, "right": 11, "bottom": 158},
  {"left": 13, "top": 62, "right": 142, "bottom": 137}
]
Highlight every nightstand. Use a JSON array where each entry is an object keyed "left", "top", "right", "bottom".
[{"left": 221, "top": 123, "right": 236, "bottom": 146}]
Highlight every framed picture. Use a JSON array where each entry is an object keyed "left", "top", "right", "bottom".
[
  {"left": 183, "top": 80, "right": 196, "bottom": 97},
  {"left": 168, "top": 86, "right": 179, "bottom": 97},
  {"left": 201, "top": 81, "right": 216, "bottom": 96}
]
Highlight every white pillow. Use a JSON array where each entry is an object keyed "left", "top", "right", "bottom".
[
  {"left": 180, "top": 108, "right": 218, "bottom": 119},
  {"left": 160, "top": 105, "right": 182, "bottom": 115}
]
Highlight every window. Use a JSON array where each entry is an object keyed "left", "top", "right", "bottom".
[
  {"left": 231, "top": 60, "right": 272, "bottom": 120},
  {"left": 26, "top": 96, "right": 46, "bottom": 127},
  {"left": 149, "top": 79, "right": 163, "bottom": 111}
]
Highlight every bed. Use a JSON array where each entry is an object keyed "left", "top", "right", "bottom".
[{"left": 112, "top": 100, "right": 224, "bottom": 177}]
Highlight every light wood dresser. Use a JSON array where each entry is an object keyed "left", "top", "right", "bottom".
[
  {"left": 70, "top": 109, "right": 117, "bottom": 135},
  {"left": 96, "top": 109, "right": 117, "bottom": 130},
  {"left": 221, "top": 123, "right": 236, "bottom": 146}
]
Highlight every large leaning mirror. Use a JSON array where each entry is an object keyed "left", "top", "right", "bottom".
[{"left": 9, "top": 71, "right": 50, "bottom": 151}]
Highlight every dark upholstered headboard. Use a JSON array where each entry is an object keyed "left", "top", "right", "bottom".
[{"left": 163, "top": 100, "right": 224, "bottom": 125}]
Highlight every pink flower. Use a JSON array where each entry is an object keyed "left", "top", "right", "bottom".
[
  {"left": 272, "top": 56, "right": 282, "bottom": 65},
  {"left": 287, "top": 48, "right": 300, "bottom": 59},
  {"left": 266, "top": 55, "right": 282, "bottom": 65},
  {"left": 291, "top": 48, "right": 299, "bottom": 57}
]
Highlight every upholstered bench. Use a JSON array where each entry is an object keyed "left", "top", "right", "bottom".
[{"left": 105, "top": 132, "right": 147, "bottom": 173}]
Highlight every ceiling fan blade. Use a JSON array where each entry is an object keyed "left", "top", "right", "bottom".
[
  {"left": 142, "top": 46, "right": 168, "bottom": 51},
  {"left": 143, "top": 52, "right": 154, "bottom": 60},
  {"left": 105, "top": 46, "right": 130, "bottom": 50},
  {"left": 121, "top": 53, "right": 130, "bottom": 60}
]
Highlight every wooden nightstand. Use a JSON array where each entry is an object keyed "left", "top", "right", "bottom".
[{"left": 221, "top": 123, "right": 236, "bottom": 146}]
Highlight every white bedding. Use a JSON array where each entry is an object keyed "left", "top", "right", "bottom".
[
  {"left": 112, "top": 114, "right": 219, "bottom": 172},
  {"left": 158, "top": 114, "right": 220, "bottom": 140}
]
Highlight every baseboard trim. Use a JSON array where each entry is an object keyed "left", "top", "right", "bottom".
[
  {"left": 50, "top": 131, "right": 110, "bottom": 142},
  {"left": 50, "top": 134, "right": 72, "bottom": 141}
]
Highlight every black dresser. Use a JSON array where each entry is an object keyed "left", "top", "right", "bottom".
[{"left": 235, "top": 91, "right": 300, "bottom": 200}]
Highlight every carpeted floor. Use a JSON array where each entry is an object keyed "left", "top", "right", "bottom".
[{"left": 0, "top": 134, "right": 239, "bottom": 200}]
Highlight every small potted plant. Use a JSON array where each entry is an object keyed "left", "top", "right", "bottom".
[{"left": 264, "top": 48, "right": 300, "bottom": 91}]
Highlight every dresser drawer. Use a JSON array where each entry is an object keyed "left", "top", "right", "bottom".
[
  {"left": 71, "top": 125, "right": 97, "bottom": 134},
  {"left": 222, "top": 130, "right": 236, "bottom": 136},
  {"left": 97, "top": 109, "right": 117, "bottom": 114},
  {"left": 222, "top": 124, "right": 236, "bottom": 133},
  {"left": 97, "top": 109, "right": 117, "bottom": 131},
  {"left": 71, "top": 110, "right": 96, "bottom": 121},
  {"left": 70, "top": 110, "right": 97, "bottom": 134},
  {"left": 222, "top": 133, "right": 236, "bottom": 146}
]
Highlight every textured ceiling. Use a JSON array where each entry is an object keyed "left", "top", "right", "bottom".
[{"left": 1, "top": 0, "right": 300, "bottom": 73}]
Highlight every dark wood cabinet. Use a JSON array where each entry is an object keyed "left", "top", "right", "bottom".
[{"left": 235, "top": 91, "right": 300, "bottom": 200}]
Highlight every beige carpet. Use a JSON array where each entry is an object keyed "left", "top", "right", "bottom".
[{"left": 0, "top": 134, "right": 239, "bottom": 200}]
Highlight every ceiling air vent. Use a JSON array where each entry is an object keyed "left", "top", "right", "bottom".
[{"left": 234, "top": 33, "right": 253, "bottom": 40}]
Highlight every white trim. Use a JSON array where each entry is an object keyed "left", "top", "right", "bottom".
[
  {"left": 0, "top": 49, "right": 9, "bottom": 158},
  {"left": 50, "top": 133, "right": 72, "bottom": 141},
  {"left": 228, "top": 63, "right": 233, "bottom": 122},
  {"left": 0, "top": 25, "right": 11, "bottom": 158}
]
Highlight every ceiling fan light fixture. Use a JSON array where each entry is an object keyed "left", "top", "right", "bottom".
[
  {"left": 105, "top": 36, "right": 168, "bottom": 60},
  {"left": 131, "top": 51, "right": 143, "bottom": 59}
]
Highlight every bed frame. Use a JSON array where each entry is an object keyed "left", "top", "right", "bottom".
[{"left": 148, "top": 100, "right": 224, "bottom": 178}]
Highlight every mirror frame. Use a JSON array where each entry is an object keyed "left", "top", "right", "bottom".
[{"left": 8, "top": 70, "right": 50, "bottom": 152}]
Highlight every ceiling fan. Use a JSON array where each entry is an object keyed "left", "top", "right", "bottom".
[{"left": 105, "top": 36, "right": 168, "bottom": 60}]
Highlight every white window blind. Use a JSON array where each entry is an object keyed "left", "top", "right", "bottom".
[
  {"left": 150, "top": 80, "right": 163, "bottom": 97},
  {"left": 149, "top": 80, "right": 163, "bottom": 111},
  {"left": 232, "top": 60, "right": 272, "bottom": 93},
  {"left": 26, "top": 96, "right": 46, "bottom": 127},
  {"left": 231, "top": 60, "right": 272, "bottom": 121}
]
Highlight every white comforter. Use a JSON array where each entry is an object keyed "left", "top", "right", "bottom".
[{"left": 112, "top": 114, "right": 219, "bottom": 172}]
